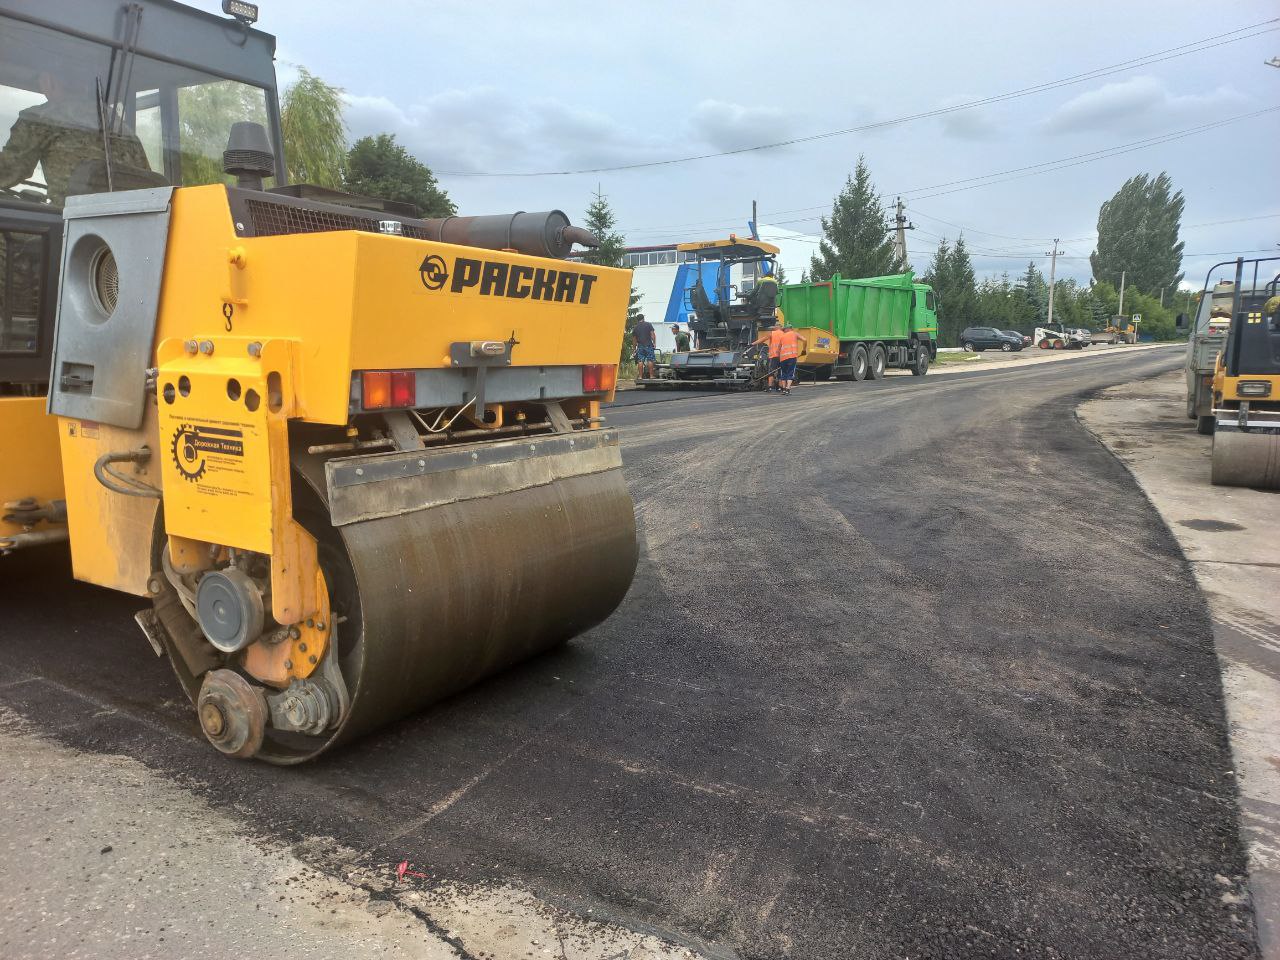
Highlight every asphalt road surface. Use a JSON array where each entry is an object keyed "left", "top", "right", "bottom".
[{"left": 0, "top": 345, "right": 1258, "bottom": 959}]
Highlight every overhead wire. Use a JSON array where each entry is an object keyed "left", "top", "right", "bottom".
[
  {"left": 622, "top": 105, "right": 1278, "bottom": 242},
  {"left": 435, "top": 19, "right": 1278, "bottom": 178}
]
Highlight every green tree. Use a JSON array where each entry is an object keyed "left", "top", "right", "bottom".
[
  {"left": 922, "top": 235, "right": 977, "bottom": 345},
  {"left": 581, "top": 186, "right": 625, "bottom": 268},
  {"left": 808, "top": 156, "right": 903, "bottom": 281},
  {"left": 975, "top": 273, "right": 1035, "bottom": 331},
  {"left": 580, "top": 187, "right": 641, "bottom": 362},
  {"left": 343, "top": 134, "right": 455, "bottom": 217},
  {"left": 280, "top": 68, "right": 347, "bottom": 187},
  {"left": 1090, "top": 172, "right": 1185, "bottom": 294},
  {"left": 1018, "top": 261, "right": 1049, "bottom": 325}
]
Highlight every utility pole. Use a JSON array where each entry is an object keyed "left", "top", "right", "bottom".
[
  {"left": 1045, "top": 239, "right": 1060, "bottom": 327},
  {"left": 1118, "top": 270, "right": 1126, "bottom": 318},
  {"left": 891, "top": 197, "right": 913, "bottom": 266}
]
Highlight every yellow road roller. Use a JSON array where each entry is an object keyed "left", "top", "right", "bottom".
[
  {"left": 1209, "top": 256, "right": 1280, "bottom": 489},
  {"left": 0, "top": 0, "right": 637, "bottom": 762}
]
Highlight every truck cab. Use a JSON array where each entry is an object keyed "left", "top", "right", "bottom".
[{"left": 911, "top": 283, "right": 938, "bottom": 342}]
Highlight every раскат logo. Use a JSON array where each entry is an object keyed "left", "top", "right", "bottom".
[
  {"left": 419, "top": 254, "right": 448, "bottom": 290},
  {"left": 419, "top": 254, "right": 598, "bottom": 305}
]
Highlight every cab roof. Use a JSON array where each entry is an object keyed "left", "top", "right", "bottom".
[{"left": 676, "top": 236, "right": 780, "bottom": 259}]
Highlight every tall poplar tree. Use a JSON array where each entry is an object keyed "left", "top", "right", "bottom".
[
  {"left": 1090, "top": 172, "right": 1185, "bottom": 293},
  {"left": 808, "top": 156, "right": 903, "bottom": 281}
]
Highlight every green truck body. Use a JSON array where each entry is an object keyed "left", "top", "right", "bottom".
[
  {"left": 778, "top": 272, "right": 938, "bottom": 379},
  {"left": 779, "top": 272, "right": 938, "bottom": 342}
]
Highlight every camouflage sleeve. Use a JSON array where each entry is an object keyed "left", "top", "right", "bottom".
[
  {"left": 111, "top": 129, "right": 153, "bottom": 172},
  {"left": 0, "top": 115, "right": 47, "bottom": 191}
]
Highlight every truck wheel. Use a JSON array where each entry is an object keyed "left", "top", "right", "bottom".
[
  {"left": 851, "top": 344, "right": 869, "bottom": 382},
  {"left": 911, "top": 347, "right": 930, "bottom": 376},
  {"left": 1197, "top": 416, "right": 1215, "bottom": 436},
  {"left": 868, "top": 344, "right": 886, "bottom": 379}
]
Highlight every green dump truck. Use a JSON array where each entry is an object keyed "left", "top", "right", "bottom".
[{"left": 778, "top": 272, "right": 939, "bottom": 380}]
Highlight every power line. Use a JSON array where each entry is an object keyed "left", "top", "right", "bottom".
[
  {"left": 738, "top": 107, "right": 1279, "bottom": 237},
  {"left": 436, "top": 19, "right": 1278, "bottom": 178},
  {"left": 624, "top": 106, "right": 1278, "bottom": 240},
  {"left": 889, "top": 107, "right": 1280, "bottom": 201}
]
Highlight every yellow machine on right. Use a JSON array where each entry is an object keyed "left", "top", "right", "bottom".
[{"left": 1208, "top": 256, "right": 1280, "bottom": 489}]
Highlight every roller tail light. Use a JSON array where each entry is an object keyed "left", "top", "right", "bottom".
[
  {"left": 361, "top": 370, "right": 417, "bottom": 410},
  {"left": 582, "top": 364, "right": 617, "bottom": 394}
]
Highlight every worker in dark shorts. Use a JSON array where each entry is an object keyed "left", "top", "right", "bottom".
[
  {"left": 631, "top": 314, "right": 656, "bottom": 379},
  {"left": 776, "top": 323, "right": 806, "bottom": 395}
]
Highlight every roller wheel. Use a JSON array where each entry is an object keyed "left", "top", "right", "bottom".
[
  {"left": 868, "top": 344, "right": 886, "bottom": 380},
  {"left": 851, "top": 345, "right": 869, "bottom": 382},
  {"left": 1197, "top": 416, "right": 1215, "bottom": 436},
  {"left": 197, "top": 669, "right": 267, "bottom": 759}
]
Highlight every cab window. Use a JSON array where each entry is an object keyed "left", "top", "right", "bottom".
[
  {"left": 0, "top": 228, "right": 44, "bottom": 354},
  {"left": 0, "top": 15, "right": 275, "bottom": 208}
]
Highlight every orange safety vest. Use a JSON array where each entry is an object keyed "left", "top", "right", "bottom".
[
  {"left": 767, "top": 327, "right": 785, "bottom": 359},
  {"left": 778, "top": 329, "right": 800, "bottom": 361}
]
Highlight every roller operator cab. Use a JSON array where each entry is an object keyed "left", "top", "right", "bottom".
[
  {"left": 1209, "top": 256, "right": 1280, "bottom": 490},
  {"left": 0, "top": 0, "right": 638, "bottom": 762}
]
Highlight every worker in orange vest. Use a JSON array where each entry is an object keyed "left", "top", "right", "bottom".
[
  {"left": 776, "top": 323, "right": 806, "bottom": 395},
  {"left": 765, "top": 321, "right": 785, "bottom": 391}
]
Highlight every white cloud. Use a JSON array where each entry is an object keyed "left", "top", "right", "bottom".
[
  {"left": 687, "top": 100, "right": 796, "bottom": 152},
  {"left": 1042, "top": 76, "right": 1249, "bottom": 136},
  {"left": 341, "top": 87, "right": 677, "bottom": 175},
  {"left": 936, "top": 99, "right": 1000, "bottom": 141}
]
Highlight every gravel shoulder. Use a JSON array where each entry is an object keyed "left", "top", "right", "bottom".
[{"left": 1078, "top": 370, "right": 1280, "bottom": 959}]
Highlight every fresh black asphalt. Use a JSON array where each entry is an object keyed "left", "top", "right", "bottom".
[{"left": 0, "top": 345, "right": 1259, "bottom": 959}]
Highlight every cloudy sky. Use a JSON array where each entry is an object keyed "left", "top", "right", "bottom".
[{"left": 196, "top": 0, "right": 1279, "bottom": 290}]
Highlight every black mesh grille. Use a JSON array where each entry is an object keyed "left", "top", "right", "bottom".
[{"left": 244, "top": 198, "right": 429, "bottom": 240}]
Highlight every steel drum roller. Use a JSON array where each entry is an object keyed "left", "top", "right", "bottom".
[
  {"left": 1211, "top": 426, "right": 1280, "bottom": 489},
  {"left": 273, "top": 428, "right": 636, "bottom": 762}
]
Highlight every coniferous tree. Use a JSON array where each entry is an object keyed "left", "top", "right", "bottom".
[
  {"left": 1018, "top": 261, "right": 1049, "bottom": 325},
  {"left": 1090, "top": 172, "right": 1184, "bottom": 293},
  {"left": 580, "top": 187, "right": 641, "bottom": 361},
  {"left": 921, "top": 236, "right": 977, "bottom": 344},
  {"left": 808, "top": 156, "right": 903, "bottom": 281},
  {"left": 581, "top": 186, "right": 626, "bottom": 268}
]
